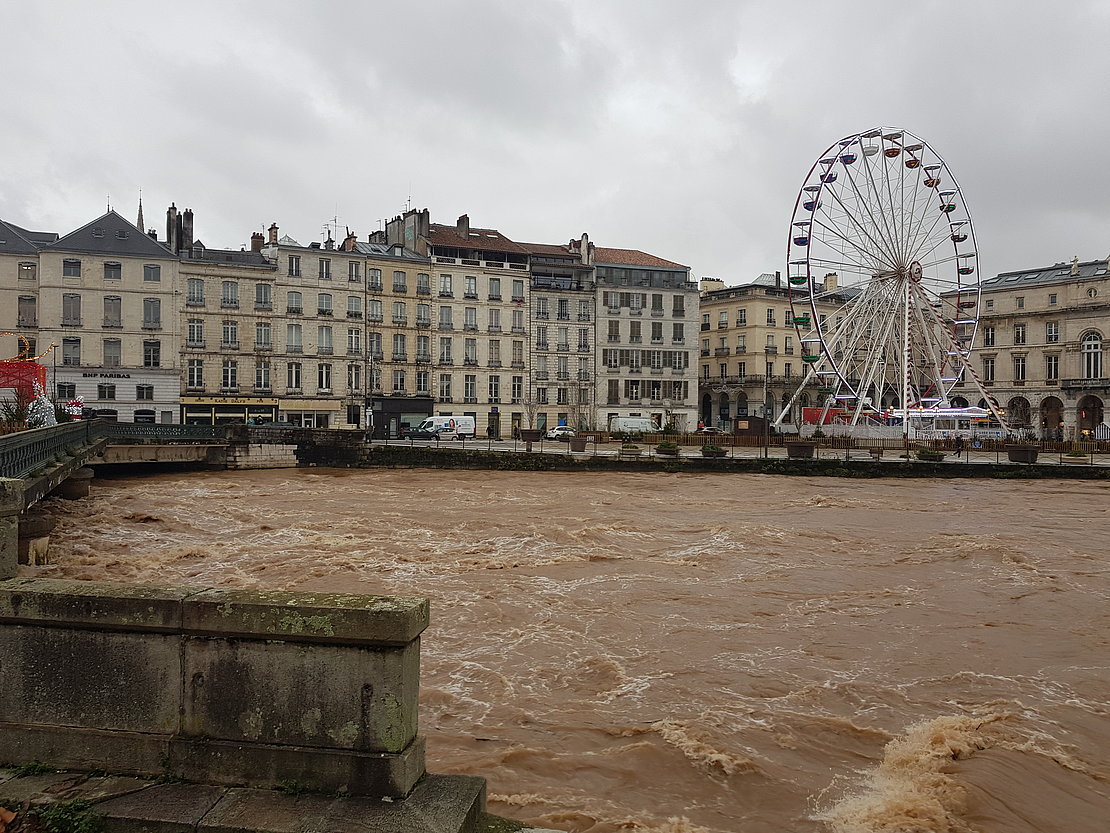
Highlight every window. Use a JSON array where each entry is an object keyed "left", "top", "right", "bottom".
[
  {"left": 580, "top": 327, "right": 591, "bottom": 349},
  {"left": 537, "top": 297, "right": 550, "bottom": 319},
  {"left": 143, "top": 340, "right": 161, "bottom": 368},
  {"left": 737, "top": 334, "right": 746, "bottom": 351},
  {"left": 736, "top": 308, "right": 747, "bottom": 325},
  {"left": 1013, "top": 355, "right": 1026, "bottom": 382},
  {"left": 136, "top": 384, "right": 154, "bottom": 401},
  {"left": 985, "top": 299, "right": 994, "bottom": 311},
  {"left": 465, "top": 276, "right": 477, "bottom": 298},
  {"left": 348, "top": 363, "right": 362, "bottom": 392},
  {"left": 347, "top": 328, "right": 361, "bottom": 354},
  {"left": 287, "top": 362, "right": 302, "bottom": 390},
  {"left": 488, "top": 339, "right": 501, "bottom": 366},
  {"left": 464, "top": 307, "right": 477, "bottom": 330},
  {"left": 439, "top": 374, "right": 452, "bottom": 400},
  {"left": 464, "top": 338, "right": 477, "bottom": 365},
  {"left": 287, "top": 291, "right": 303, "bottom": 314},
  {"left": 511, "top": 375, "right": 523, "bottom": 403},
  {"left": 982, "top": 326, "right": 995, "bottom": 347},
  {"left": 104, "top": 262, "right": 122, "bottom": 280},
  {"left": 367, "top": 299, "right": 382, "bottom": 322},
  {"left": 512, "top": 340, "right": 524, "bottom": 366},
  {"left": 766, "top": 308, "right": 775, "bottom": 325},
  {"left": 488, "top": 375, "right": 500, "bottom": 402},
  {"left": 368, "top": 332, "right": 383, "bottom": 359},
  {"left": 187, "top": 279, "right": 205, "bottom": 305},
  {"left": 222, "top": 359, "right": 239, "bottom": 390},
  {"left": 368, "top": 269, "right": 383, "bottom": 290},
  {"left": 287, "top": 323, "right": 302, "bottom": 353},
  {"left": 255, "top": 283, "right": 272, "bottom": 310},
  {"left": 256, "top": 321, "right": 272, "bottom": 348},
  {"left": 489, "top": 308, "right": 501, "bottom": 331},
  {"left": 17, "top": 295, "right": 36, "bottom": 328},
  {"left": 19, "top": 262, "right": 36, "bottom": 281},
  {"left": 440, "top": 274, "right": 453, "bottom": 296},
  {"left": 97, "top": 384, "right": 116, "bottom": 400},
  {"left": 392, "top": 271, "right": 407, "bottom": 292},
  {"left": 57, "top": 382, "right": 76, "bottom": 399},
  {"left": 288, "top": 255, "right": 301, "bottom": 277},
  {"left": 222, "top": 281, "right": 239, "bottom": 308},
  {"left": 489, "top": 277, "right": 501, "bottom": 299},
  {"left": 318, "top": 258, "right": 331, "bottom": 280},
  {"left": 348, "top": 261, "right": 361, "bottom": 282},
  {"left": 465, "top": 375, "right": 478, "bottom": 403},
  {"left": 318, "top": 325, "right": 334, "bottom": 354},
  {"left": 766, "top": 334, "right": 775, "bottom": 347},
  {"left": 1046, "top": 355, "right": 1059, "bottom": 381},
  {"left": 607, "top": 320, "right": 620, "bottom": 342},
  {"left": 103, "top": 338, "right": 121, "bottom": 368},
  {"left": 416, "top": 334, "right": 431, "bottom": 361},
  {"left": 143, "top": 298, "right": 161, "bottom": 329},
  {"left": 672, "top": 296, "right": 685, "bottom": 316},
  {"left": 143, "top": 264, "right": 161, "bottom": 282},
  {"left": 579, "top": 299, "right": 591, "bottom": 321},
  {"left": 103, "top": 297, "right": 121, "bottom": 328},
  {"left": 392, "top": 333, "right": 406, "bottom": 360},
  {"left": 187, "top": 360, "right": 204, "bottom": 389},
  {"left": 63, "top": 259, "right": 81, "bottom": 277},
  {"left": 439, "top": 337, "right": 453, "bottom": 364},
  {"left": 416, "top": 273, "right": 430, "bottom": 294},
  {"left": 319, "top": 363, "right": 332, "bottom": 392},
  {"left": 512, "top": 308, "right": 524, "bottom": 332},
  {"left": 222, "top": 320, "right": 239, "bottom": 348},
  {"left": 1046, "top": 322, "right": 1060, "bottom": 344},
  {"left": 1013, "top": 323, "right": 1026, "bottom": 345},
  {"left": 391, "top": 369, "right": 405, "bottom": 392},
  {"left": 785, "top": 336, "right": 793, "bottom": 354},
  {"left": 1048, "top": 293, "right": 1057, "bottom": 305},
  {"left": 187, "top": 319, "right": 204, "bottom": 346},
  {"left": 718, "top": 310, "right": 728, "bottom": 328},
  {"left": 1016, "top": 296, "right": 1025, "bottom": 309},
  {"left": 318, "top": 293, "right": 333, "bottom": 316},
  {"left": 62, "top": 293, "right": 81, "bottom": 326},
  {"left": 1082, "top": 332, "right": 1102, "bottom": 379},
  {"left": 701, "top": 313, "right": 710, "bottom": 329},
  {"left": 256, "top": 360, "right": 271, "bottom": 390},
  {"left": 347, "top": 296, "right": 363, "bottom": 319},
  {"left": 982, "top": 357, "right": 995, "bottom": 382},
  {"left": 672, "top": 323, "right": 684, "bottom": 342},
  {"left": 392, "top": 301, "right": 407, "bottom": 324}
]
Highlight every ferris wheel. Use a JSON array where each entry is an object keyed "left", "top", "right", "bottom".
[{"left": 776, "top": 127, "right": 1006, "bottom": 430}]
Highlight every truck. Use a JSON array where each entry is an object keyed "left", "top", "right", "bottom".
[
  {"left": 608, "top": 416, "right": 657, "bottom": 436},
  {"left": 408, "top": 415, "right": 477, "bottom": 440}
]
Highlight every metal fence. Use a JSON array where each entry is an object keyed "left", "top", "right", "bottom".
[{"left": 0, "top": 421, "right": 98, "bottom": 479}]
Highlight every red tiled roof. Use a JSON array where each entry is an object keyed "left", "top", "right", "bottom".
[
  {"left": 426, "top": 223, "right": 529, "bottom": 255},
  {"left": 519, "top": 241, "right": 577, "bottom": 257},
  {"left": 593, "top": 246, "right": 687, "bottom": 270}
]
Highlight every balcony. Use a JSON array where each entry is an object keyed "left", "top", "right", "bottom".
[
  {"left": 764, "top": 346, "right": 778, "bottom": 354},
  {"left": 392, "top": 352, "right": 407, "bottom": 362},
  {"left": 464, "top": 291, "right": 479, "bottom": 300},
  {"left": 317, "top": 346, "right": 334, "bottom": 356},
  {"left": 220, "top": 300, "right": 239, "bottom": 309},
  {"left": 318, "top": 309, "right": 333, "bottom": 317},
  {"left": 62, "top": 318, "right": 82, "bottom": 327},
  {"left": 489, "top": 294, "right": 502, "bottom": 301},
  {"left": 673, "top": 309, "right": 685, "bottom": 318},
  {"left": 463, "top": 324, "right": 478, "bottom": 332},
  {"left": 463, "top": 358, "right": 478, "bottom": 366},
  {"left": 347, "top": 347, "right": 362, "bottom": 356},
  {"left": 392, "top": 284, "right": 408, "bottom": 293},
  {"left": 511, "top": 361, "right": 525, "bottom": 369},
  {"left": 628, "top": 307, "right": 642, "bottom": 316},
  {"left": 347, "top": 311, "right": 363, "bottom": 319},
  {"left": 650, "top": 337, "right": 664, "bottom": 345},
  {"left": 415, "top": 353, "right": 432, "bottom": 363},
  {"left": 488, "top": 324, "right": 502, "bottom": 333},
  {"left": 368, "top": 282, "right": 383, "bottom": 292},
  {"left": 579, "top": 313, "right": 592, "bottom": 322},
  {"left": 439, "top": 358, "right": 454, "bottom": 366},
  {"left": 672, "top": 338, "right": 686, "bottom": 345},
  {"left": 220, "top": 386, "right": 240, "bottom": 394},
  {"left": 1061, "top": 377, "right": 1110, "bottom": 390},
  {"left": 536, "top": 311, "right": 549, "bottom": 320},
  {"left": 488, "top": 360, "right": 502, "bottom": 368},
  {"left": 629, "top": 337, "right": 642, "bottom": 344},
  {"left": 416, "top": 318, "right": 431, "bottom": 328},
  {"left": 255, "top": 302, "right": 273, "bottom": 311},
  {"left": 186, "top": 298, "right": 205, "bottom": 308},
  {"left": 536, "top": 341, "right": 550, "bottom": 350},
  {"left": 186, "top": 340, "right": 205, "bottom": 349},
  {"left": 556, "top": 343, "right": 570, "bottom": 351},
  {"left": 287, "top": 306, "right": 303, "bottom": 315},
  {"left": 220, "top": 341, "right": 240, "bottom": 351},
  {"left": 511, "top": 325, "right": 525, "bottom": 333},
  {"left": 392, "top": 316, "right": 408, "bottom": 325},
  {"left": 288, "top": 345, "right": 303, "bottom": 354},
  {"left": 535, "top": 371, "right": 549, "bottom": 381},
  {"left": 254, "top": 343, "right": 273, "bottom": 352},
  {"left": 578, "top": 344, "right": 591, "bottom": 352},
  {"left": 714, "top": 347, "right": 730, "bottom": 356},
  {"left": 142, "top": 322, "right": 162, "bottom": 331},
  {"left": 439, "top": 322, "right": 454, "bottom": 331},
  {"left": 416, "top": 286, "right": 432, "bottom": 296},
  {"left": 18, "top": 317, "right": 38, "bottom": 328},
  {"left": 578, "top": 371, "right": 591, "bottom": 381}
]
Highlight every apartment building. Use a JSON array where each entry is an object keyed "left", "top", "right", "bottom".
[
  {"left": 596, "top": 247, "right": 698, "bottom": 431},
  {"left": 697, "top": 273, "right": 849, "bottom": 428},
  {"left": 1, "top": 210, "right": 181, "bottom": 422},
  {"left": 969, "top": 256, "right": 1110, "bottom": 438}
]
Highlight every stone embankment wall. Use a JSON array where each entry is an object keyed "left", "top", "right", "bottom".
[{"left": 0, "top": 579, "right": 429, "bottom": 797}]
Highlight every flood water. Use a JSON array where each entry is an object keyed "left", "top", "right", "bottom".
[{"left": 29, "top": 468, "right": 1110, "bottom": 833}]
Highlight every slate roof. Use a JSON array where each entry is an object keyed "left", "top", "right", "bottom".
[
  {"left": 979, "top": 257, "right": 1110, "bottom": 292},
  {"left": 0, "top": 219, "right": 48, "bottom": 255},
  {"left": 47, "top": 210, "right": 176, "bottom": 258}
]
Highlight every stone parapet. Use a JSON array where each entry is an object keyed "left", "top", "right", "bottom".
[{"left": 0, "top": 579, "right": 429, "bottom": 797}]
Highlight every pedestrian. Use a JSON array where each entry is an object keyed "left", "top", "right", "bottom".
[{"left": 954, "top": 436, "right": 965, "bottom": 457}]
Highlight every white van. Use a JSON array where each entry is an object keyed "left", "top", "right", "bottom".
[
  {"left": 609, "top": 416, "right": 657, "bottom": 435},
  {"left": 411, "top": 415, "right": 477, "bottom": 440}
]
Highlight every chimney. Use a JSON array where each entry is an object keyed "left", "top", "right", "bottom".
[
  {"left": 342, "top": 229, "right": 358, "bottom": 252},
  {"left": 579, "top": 232, "right": 592, "bottom": 265},
  {"left": 166, "top": 204, "right": 179, "bottom": 253},
  {"left": 147, "top": 229, "right": 158, "bottom": 241},
  {"left": 456, "top": 214, "right": 470, "bottom": 239},
  {"left": 268, "top": 223, "right": 279, "bottom": 245},
  {"left": 824, "top": 272, "right": 838, "bottom": 291},
  {"left": 324, "top": 234, "right": 335, "bottom": 250},
  {"left": 775, "top": 270, "right": 782, "bottom": 289},
  {"left": 250, "top": 232, "right": 264, "bottom": 252},
  {"left": 182, "top": 209, "right": 194, "bottom": 250}
]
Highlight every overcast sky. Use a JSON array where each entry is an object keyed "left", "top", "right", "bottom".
[{"left": 3, "top": 1, "right": 1109, "bottom": 284}]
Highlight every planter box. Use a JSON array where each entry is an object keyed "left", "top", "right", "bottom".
[
  {"left": 785, "top": 441, "right": 816, "bottom": 459},
  {"left": 1005, "top": 444, "right": 1039, "bottom": 464},
  {"left": 519, "top": 429, "right": 542, "bottom": 442},
  {"left": 700, "top": 448, "right": 727, "bottom": 458},
  {"left": 655, "top": 447, "right": 679, "bottom": 457},
  {"left": 569, "top": 437, "right": 588, "bottom": 452}
]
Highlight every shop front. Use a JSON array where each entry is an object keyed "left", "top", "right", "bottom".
[{"left": 181, "top": 395, "right": 279, "bottom": 425}]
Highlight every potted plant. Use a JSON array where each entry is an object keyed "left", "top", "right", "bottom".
[
  {"left": 655, "top": 440, "right": 679, "bottom": 457},
  {"left": 519, "top": 428, "right": 543, "bottom": 442},
  {"left": 1005, "top": 443, "right": 1039, "bottom": 464},
  {"left": 620, "top": 442, "right": 641, "bottom": 457},
  {"left": 1063, "top": 449, "right": 1088, "bottom": 464},
  {"left": 569, "top": 436, "right": 588, "bottom": 452},
  {"left": 700, "top": 444, "right": 727, "bottom": 458},
  {"left": 916, "top": 448, "right": 945, "bottom": 462},
  {"left": 785, "top": 439, "right": 817, "bottom": 459}
]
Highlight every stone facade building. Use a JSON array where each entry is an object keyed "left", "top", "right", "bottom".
[
  {"left": 696, "top": 273, "right": 850, "bottom": 428},
  {"left": 1, "top": 209, "right": 180, "bottom": 423},
  {"left": 967, "top": 256, "right": 1110, "bottom": 438}
]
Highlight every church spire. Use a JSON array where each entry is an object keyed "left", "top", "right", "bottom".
[{"left": 136, "top": 191, "right": 145, "bottom": 232}]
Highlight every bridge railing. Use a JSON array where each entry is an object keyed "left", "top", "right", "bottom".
[
  {"left": 96, "top": 422, "right": 229, "bottom": 443},
  {"left": 0, "top": 421, "right": 98, "bottom": 479}
]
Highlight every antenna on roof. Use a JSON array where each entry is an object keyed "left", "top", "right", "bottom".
[{"left": 106, "top": 193, "right": 111, "bottom": 212}]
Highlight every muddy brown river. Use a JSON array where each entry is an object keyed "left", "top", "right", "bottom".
[{"left": 28, "top": 469, "right": 1110, "bottom": 832}]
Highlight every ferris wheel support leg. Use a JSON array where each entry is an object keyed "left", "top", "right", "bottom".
[{"left": 773, "top": 369, "right": 816, "bottom": 428}]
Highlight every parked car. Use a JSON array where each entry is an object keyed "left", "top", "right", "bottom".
[
  {"left": 695, "top": 426, "right": 725, "bottom": 435},
  {"left": 545, "top": 426, "right": 577, "bottom": 441}
]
